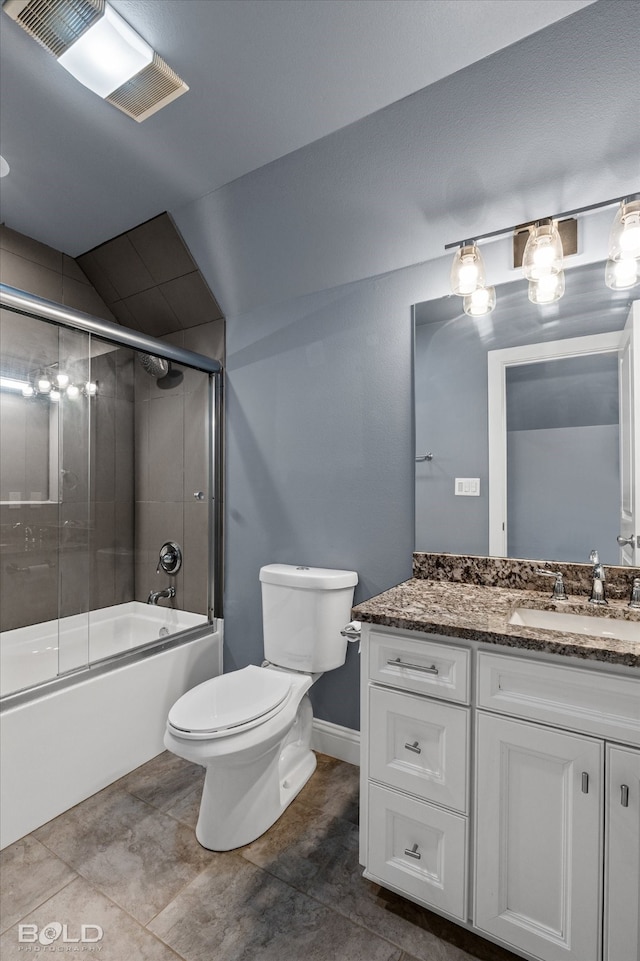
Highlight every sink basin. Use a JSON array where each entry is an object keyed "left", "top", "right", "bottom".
[{"left": 509, "top": 607, "right": 640, "bottom": 642}]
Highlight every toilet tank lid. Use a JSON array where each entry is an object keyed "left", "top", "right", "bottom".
[{"left": 260, "top": 564, "right": 358, "bottom": 589}]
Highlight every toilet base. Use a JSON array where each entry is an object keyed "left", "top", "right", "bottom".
[{"left": 191, "top": 692, "right": 317, "bottom": 851}]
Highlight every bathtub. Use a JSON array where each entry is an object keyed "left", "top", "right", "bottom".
[
  {"left": 0, "top": 604, "right": 222, "bottom": 849},
  {"left": 1, "top": 602, "right": 210, "bottom": 698}
]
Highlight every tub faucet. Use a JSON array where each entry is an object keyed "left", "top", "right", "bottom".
[
  {"left": 588, "top": 549, "right": 607, "bottom": 605},
  {"left": 147, "top": 585, "right": 176, "bottom": 606}
]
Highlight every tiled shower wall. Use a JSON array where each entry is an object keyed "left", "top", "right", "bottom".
[
  {"left": 78, "top": 213, "right": 225, "bottom": 617},
  {"left": 0, "top": 225, "right": 133, "bottom": 632}
]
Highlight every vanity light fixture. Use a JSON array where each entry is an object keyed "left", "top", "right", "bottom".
[
  {"left": 450, "top": 243, "right": 486, "bottom": 296},
  {"left": 444, "top": 191, "right": 640, "bottom": 309},
  {"left": 3, "top": 0, "right": 188, "bottom": 121}
]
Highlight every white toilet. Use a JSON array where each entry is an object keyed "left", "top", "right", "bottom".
[{"left": 164, "top": 563, "right": 358, "bottom": 850}]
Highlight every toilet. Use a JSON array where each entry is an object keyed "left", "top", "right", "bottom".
[{"left": 164, "top": 563, "right": 358, "bottom": 850}]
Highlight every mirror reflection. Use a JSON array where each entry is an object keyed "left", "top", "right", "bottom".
[{"left": 414, "top": 260, "right": 638, "bottom": 565}]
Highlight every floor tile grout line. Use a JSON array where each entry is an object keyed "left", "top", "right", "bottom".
[{"left": 0, "top": 875, "right": 78, "bottom": 936}]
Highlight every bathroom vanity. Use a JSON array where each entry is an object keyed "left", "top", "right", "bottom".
[{"left": 354, "top": 554, "right": 640, "bottom": 961}]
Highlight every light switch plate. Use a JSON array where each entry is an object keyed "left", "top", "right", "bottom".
[{"left": 455, "top": 478, "right": 480, "bottom": 496}]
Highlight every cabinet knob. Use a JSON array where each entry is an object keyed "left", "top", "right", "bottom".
[
  {"left": 621, "top": 784, "right": 629, "bottom": 807},
  {"left": 404, "top": 843, "right": 421, "bottom": 860},
  {"left": 405, "top": 741, "right": 422, "bottom": 755}
]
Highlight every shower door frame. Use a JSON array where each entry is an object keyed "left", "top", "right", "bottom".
[{"left": 0, "top": 283, "right": 224, "bottom": 698}]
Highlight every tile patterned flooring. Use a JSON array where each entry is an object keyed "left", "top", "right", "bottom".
[{"left": 1, "top": 752, "right": 521, "bottom": 961}]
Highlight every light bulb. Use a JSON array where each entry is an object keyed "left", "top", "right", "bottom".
[
  {"left": 450, "top": 243, "right": 486, "bottom": 296},
  {"left": 37, "top": 373, "right": 52, "bottom": 393},
  {"left": 607, "top": 200, "right": 640, "bottom": 262},
  {"left": 605, "top": 256, "right": 639, "bottom": 290},
  {"left": 85, "top": 381, "right": 98, "bottom": 396},
  {"left": 528, "top": 271, "right": 565, "bottom": 305},
  {"left": 463, "top": 286, "right": 496, "bottom": 317},
  {"left": 22, "top": 384, "right": 35, "bottom": 398},
  {"left": 55, "top": 372, "right": 70, "bottom": 389},
  {"left": 49, "top": 389, "right": 61, "bottom": 403},
  {"left": 522, "top": 221, "right": 563, "bottom": 281},
  {"left": 66, "top": 383, "right": 80, "bottom": 399}
]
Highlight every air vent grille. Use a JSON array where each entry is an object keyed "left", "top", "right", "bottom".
[
  {"left": 4, "top": 0, "right": 104, "bottom": 58},
  {"left": 106, "top": 54, "right": 189, "bottom": 122}
]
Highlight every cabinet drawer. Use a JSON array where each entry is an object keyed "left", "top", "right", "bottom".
[
  {"left": 369, "top": 630, "right": 470, "bottom": 703},
  {"left": 367, "top": 783, "right": 467, "bottom": 920},
  {"left": 477, "top": 652, "right": 640, "bottom": 746},
  {"left": 369, "top": 686, "right": 469, "bottom": 813}
]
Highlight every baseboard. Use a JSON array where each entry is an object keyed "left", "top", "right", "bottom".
[{"left": 311, "top": 718, "right": 360, "bottom": 766}]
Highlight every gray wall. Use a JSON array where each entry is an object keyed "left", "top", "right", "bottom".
[{"left": 170, "top": 0, "right": 640, "bottom": 731}]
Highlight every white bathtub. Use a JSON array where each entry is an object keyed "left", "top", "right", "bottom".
[
  {"left": 0, "top": 604, "right": 222, "bottom": 848},
  {"left": 1, "top": 602, "right": 209, "bottom": 697}
]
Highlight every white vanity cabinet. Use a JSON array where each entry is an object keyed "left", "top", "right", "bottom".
[
  {"left": 360, "top": 628, "right": 471, "bottom": 920},
  {"left": 360, "top": 624, "right": 640, "bottom": 961}
]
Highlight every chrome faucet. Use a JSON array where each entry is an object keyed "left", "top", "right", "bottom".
[
  {"left": 629, "top": 578, "right": 640, "bottom": 610},
  {"left": 147, "top": 585, "right": 176, "bottom": 606},
  {"left": 588, "top": 549, "right": 607, "bottom": 605},
  {"left": 535, "top": 568, "right": 568, "bottom": 600}
]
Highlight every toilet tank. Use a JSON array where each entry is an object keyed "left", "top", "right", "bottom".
[{"left": 260, "top": 565, "right": 358, "bottom": 673}]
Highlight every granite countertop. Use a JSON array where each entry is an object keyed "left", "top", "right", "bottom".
[{"left": 352, "top": 577, "right": 640, "bottom": 668}]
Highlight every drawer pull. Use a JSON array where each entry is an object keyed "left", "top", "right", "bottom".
[
  {"left": 405, "top": 741, "right": 422, "bottom": 755},
  {"left": 581, "top": 772, "right": 589, "bottom": 794},
  {"left": 621, "top": 784, "right": 629, "bottom": 807},
  {"left": 387, "top": 657, "right": 439, "bottom": 676},
  {"left": 404, "top": 843, "right": 421, "bottom": 860}
]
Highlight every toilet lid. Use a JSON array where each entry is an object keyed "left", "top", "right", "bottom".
[{"left": 168, "top": 665, "right": 292, "bottom": 735}]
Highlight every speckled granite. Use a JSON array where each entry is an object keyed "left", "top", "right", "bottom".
[
  {"left": 413, "top": 552, "right": 640, "bottom": 600},
  {"left": 353, "top": 572, "right": 640, "bottom": 668}
]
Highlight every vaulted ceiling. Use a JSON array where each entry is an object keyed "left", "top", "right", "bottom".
[{"left": 0, "top": 0, "right": 594, "bottom": 256}]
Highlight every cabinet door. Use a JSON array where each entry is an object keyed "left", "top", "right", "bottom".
[
  {"left": 475, "top": 713, "right": 602, "bottom": 961},
  {"left": 605, "top": 744, "right": 640, "bottom": 961}
]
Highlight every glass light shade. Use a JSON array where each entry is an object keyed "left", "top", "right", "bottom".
[
  {"left": 37, "top": 373, "right": 52, "bottom": 393},
  {"left": 450, "top": 244, "right": 486, "bottom": 296},
  {"left": 58, "top": 4, "right": 153, "bottom": 98},
  {"left": 49, "top": 390, "right": 61, "bottom": 403},
  {"left": 66, "top": 383, "right": 80, "bottom": 399},
  {"left": 55, "top": 372, "right": 70, "bottom": 389},
  {"left": 605, "top": 256, "right": 639, "bottom": 290},
  {"left": 607, "top": 200, "right": 640, "bottom": 262},
  {"left": 22, "top": 384, "right": 35, "bottom": 398},
  {"left": 463, "top": 286, "right": 496, "bottom": 317},
  {"left": 522, "top": 221, "right": 563, "bottom": 280},
  {"left": 528, "top": 271, "right": 565, "bottom": 305},
  {"left": 85, "top": 381, "right": 98, "bottom": 396}
]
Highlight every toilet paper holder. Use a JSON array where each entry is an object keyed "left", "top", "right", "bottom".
[{"left": 340, "top": 621, "right": 361, "bottom": 641}]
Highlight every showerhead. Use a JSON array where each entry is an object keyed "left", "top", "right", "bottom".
[{"left": 138, "top": 353, "right": 169, "bottom": 378}]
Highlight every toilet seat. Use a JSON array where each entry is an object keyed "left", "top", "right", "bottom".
[{"left": 167, "top": 665, "right": 294, "bottom": 740}]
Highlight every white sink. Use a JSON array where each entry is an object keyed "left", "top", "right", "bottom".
[{"left": 509, "top": 607, "right": 640, "bottom": 642}]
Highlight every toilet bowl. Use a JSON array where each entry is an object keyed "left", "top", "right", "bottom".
[{"left": 164, "top": 564, "right": 358, "bottom": 850}]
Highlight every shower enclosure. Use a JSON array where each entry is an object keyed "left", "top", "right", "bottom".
[
  {"left": 0, "top": 283, "right": 223, "bottom": 847},
  {"left": 0, "top": 282, "right": 223, "bottom": 696}
]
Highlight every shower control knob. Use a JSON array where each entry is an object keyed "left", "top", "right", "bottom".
[
  {"left": 193, "top": 491, "right": 205, "bottom": 501},
  {"left": 157, "top": 541, "right": 182, "bottom": 575}
]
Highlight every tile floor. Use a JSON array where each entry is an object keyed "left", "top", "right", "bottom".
[{"left": 1, "top": 752, "right": 521, "bottom": 961}]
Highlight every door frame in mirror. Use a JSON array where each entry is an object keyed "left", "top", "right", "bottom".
[{"left": 487, "top": 330, "right": 623, "bottom": 556}]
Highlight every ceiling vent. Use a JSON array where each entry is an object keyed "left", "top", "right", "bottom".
[
  {"left": 3, "top": 0, "right": 188, "bottom": 121},
  {"left": 106, "top": 53, "right": 188, "bottom": 122},
  {"left": 3, "top": 0, "right": 104, "bottom": 58}
]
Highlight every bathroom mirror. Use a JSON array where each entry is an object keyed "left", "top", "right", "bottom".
[{"left": 414, "top": 260, "right": 639, "bottom": 565}]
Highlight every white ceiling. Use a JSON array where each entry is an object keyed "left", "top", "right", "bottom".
[{"left": 0, "top": 0, "right": 594, "bottom": 256}]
